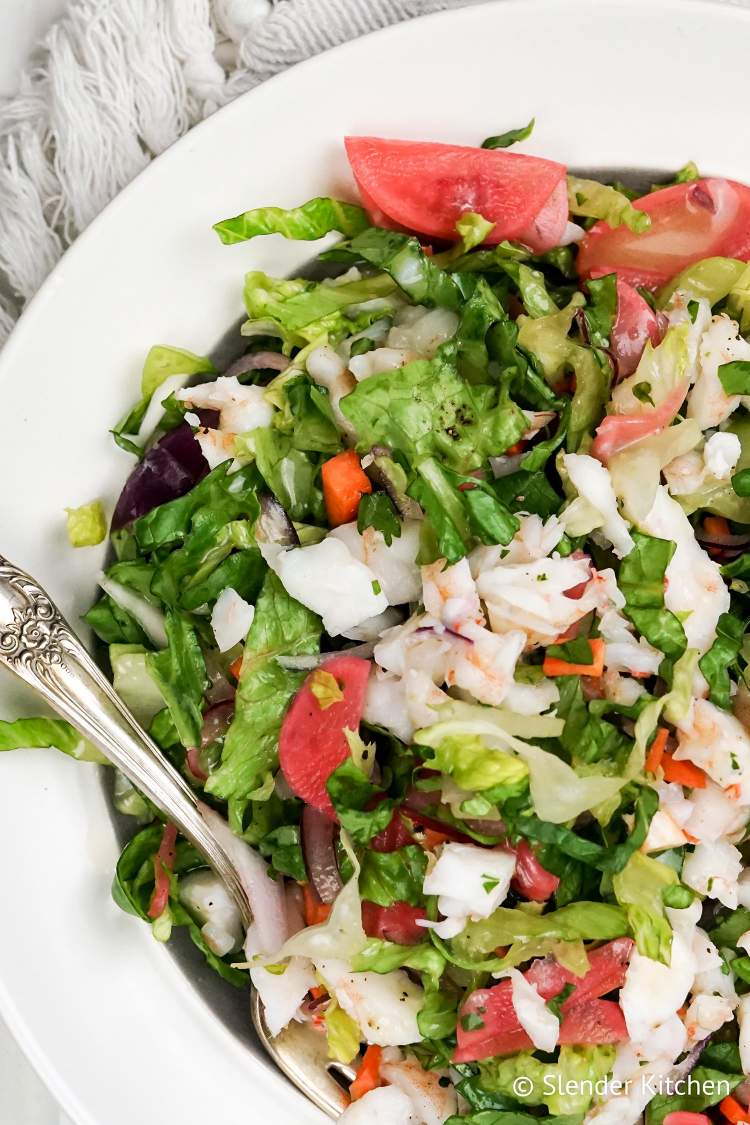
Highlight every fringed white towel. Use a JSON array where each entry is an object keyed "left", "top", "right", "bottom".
[{"left": 0, "top": 0, "right": 473, "bottom": 346}]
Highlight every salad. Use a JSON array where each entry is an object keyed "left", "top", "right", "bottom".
[{"left": 7, "top": 124, "right": 750, "bottom": 1125}]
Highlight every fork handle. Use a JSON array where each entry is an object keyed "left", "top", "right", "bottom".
[{"left": 0, "top": 554, "right": 253, "bottom": 928}]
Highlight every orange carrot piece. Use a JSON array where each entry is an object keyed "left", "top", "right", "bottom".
[
  {"left": 704, "top": 516, "right": 731, "bottom": 537},
  {"left": 720, "top": 1095, "right": 750, "bottom": 1124},
  {"left": 321, "top": 450, "right": 372, "bottom": 527},
  {"left": 349, "top": 1045, "right": 383, "bottom": 1101},
  {"left": 229, "top": 654, "right": 243, "bottom": 680},
  {"left": 543, "top": 638, "right": 605, "bottom": 678},
  {"left": 661, "top": 751, "right": 708, "bottom": 789},
  {"left": 645, "top": 728, "right": 669, "bottom": 774},
  {"left": 302, "top": 883, "right": 332, "bottom": 927}
]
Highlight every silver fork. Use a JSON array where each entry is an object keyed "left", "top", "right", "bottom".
[{"left": 0, "top": 552, "right": 354, "bottom": 1118}]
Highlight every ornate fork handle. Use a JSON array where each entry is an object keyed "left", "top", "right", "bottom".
[{"left": 0, "top": 554, "right": 253, "bottom": 929}]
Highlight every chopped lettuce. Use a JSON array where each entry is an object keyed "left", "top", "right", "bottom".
[
  {"left": 618, "top": 532, "right": 688, "bottom": 659},
  {"left": 110, "top": 644, "right": 165, "bottom": 726},
  {"left": 427, "top": 734, "right": 529, "bottom": 793},
  {"left": 481, "top": 118, "right": 535, "bottom": 149},
  {"left": 359, "top": 846, "right": 427, "bottom": 907},
  {"left": 477, "top": 1045, "right": 616, "bottom": 1116},
  {"left": 453, "top": 901, "right": 628, "bottom": 961},
  {"left": 0, "top": 717, "right": 107, "bottom": 763},
  {"left": 699, "top": 611, "right": 744, "bottom": 709},
  {"left": 147, "top": 614, "right": 208, "bottom": 748},
  {"left": 65, "top": 499, "right": 107, "bottom": 548},
  {"left": 348, "top": 227, "right": 461, "bottom": 309},
  {"left": 351, "top": 939, "right": 445, "bottom": 988},
  {"left": 206, "top": 572, "right": 321, "bottom": 806},
  {"left": 341, "top": 352, "right": 527, "bottom": 474},
  {"left": 213, "top": 197, "right": 370, "bottom": 245},
  {"left": 567, "top": 175, "right": 651, "bottom": 233},
  {"left": 612, "top": 851, "right": 676, "bottom": 963}
]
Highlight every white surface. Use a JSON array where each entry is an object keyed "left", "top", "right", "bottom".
[
  {"left": 1, "top": 1, "right": 71, "bottom": 1117},
  {"left": 1, "top": 1, "right": 750, "bottom": 1124}
]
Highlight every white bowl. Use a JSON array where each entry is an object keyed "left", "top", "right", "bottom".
[{"left": 1, "top": 0, "right": 749, "bottom": 1121}]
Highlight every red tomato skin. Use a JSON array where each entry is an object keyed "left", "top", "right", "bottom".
[
  {"left": 345, "top": 136, "right": 567, "bottom": 250},
  {"left": 578, "top": 178, "right": 750, "bottom": 289},
  {"left": 663, "top": 1115, "right": 713, "bottom": 1125},
  {"left": 361, "top": 901, "right": 427, "bottom": 945},
  {"left": 510, "top": 840, "right": 561, "bottom": 901},
  {"left": 454, "top": 937, "right": 633, "bottom": 1062},
  {"left": 591, "top": 380, "right": 689, "bottom": 464},
  {"left": 279, "top": 655, "right": 371, "bottom": 818},
  {"left": 371, "top": 810, "right": 415, "bottom": 853},
  {"left": 609, "top": 277, "right": 664, "bottom": 379}
]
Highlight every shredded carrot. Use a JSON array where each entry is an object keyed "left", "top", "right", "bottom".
[
  {"left": 309, "top": 985, "right": 327, "bottom": 1002},
  {"left": 543, "top": 638, "right": 605, "bottom": 678},
  {"left": 704, "top": 516, "right": 731, "bottom": 538},
  {"left": 505, "top": 440, "right": 527, "bottom": 456},
  {"left": 229, "top": 654, "right": 243, "bottom": 680},
  {"left": 661, "top": 752, "right": 708, "bottom": 790},
  {"left": 720, "top": 1094, "right": 750, "bottom": 1124},
  {"left": 302, "top": 883, "right": 332, "bottom": 927},
  {"left": 349, "top": 1045, "right": 383, "bottom": 1101},
  {"left": 645, "top": 728, "right": 669, "bottom": 774},
  {"left": 420, "top": 827, "right": 452, "bottom": 851},
  {"left": 321, "top": 449, "right": 372, "bottom": 527}
]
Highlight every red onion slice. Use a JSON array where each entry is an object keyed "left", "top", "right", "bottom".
[
  {"left": 224, "top": 351, "right": 289, "bottom": 379},
  {"left": 201, "top": 699, "right": 235, "bottom": 747},
  {"left": 301, "top": 806, "right": 343, "bottom": 904}
]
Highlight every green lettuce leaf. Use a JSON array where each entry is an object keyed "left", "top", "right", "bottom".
[
  {"left": 134, "top": 463, "right": 262, "bottom": 551},
  {"left": 253, "top": 428, "right": 323, "bottom": 522},
  {"left": 110, "top": 644, "right": 165, "bottom": 726},
  {"left": 427, "top": 733, "right": 529, "bottom": 792},
  {"left": 326, "top": 757, "right": 395, "bottom": 845},
  {"left": 151, "top": 519, "right": 260, "bottom": 609},
  {"left": 359, "top": 846, "right": 427, "bottom": 907},
  {"left": 213, "top": 197, "right": 369, "bottom": 245},
  {"left": 567, "top": 175, "right": 651, "bottom": 233},
  {"left": 243, "top": 269, "right": 396, "bottom": 349},
  {"left": 656, "top": 256, "right": 746, "bottom": 310},
  {"left": 618, "top": 532, "right": 687, "bottom": 659},
  {"left": 453, "top": 901, "right": 628, "bottom": 960},
  {"left": 147, "top": 614, "right": 208, "bottom": 749},
  {"left": 477, "top": 1045, "right": 616, "bottom": 1116},
  {"left": 584, "top": 273, "right": 618, "bottom": 349},
  {"left": 645, "top": 1042, "right": 742, "bottom": 1124},
  {"left": 206, "top": 571, "right": 321, "bottom": 804},
  {"left": 351, "top": 939, "right": 445, "bottom": 988},
  {"left": 83, "top": 594, "right": 149, "bottom": 645},
  {"left": 341, "top": 352, "right": 528, "bottom": 474},
  {"left": 719, "top": 359, "right": 750, "bottom": 395},
  {"left": 0, "top": 716, "right": 107, "bottom": 763},
  {"left": 481, "top": 118, "right": 535, "bottom": 149},
  {"left": 65, "top": 499, "right": 107, "bottom": 547},
  {"left": 348, "top": 227, "right": 461, "bottom": 309},
  {"left": 699, "top": 611, "right": 744, "bottom": 709},
  {"left": 612, "top": 850, "right": 676, "bottom": 963},
  {"left": 114, "top": 345, "right": 216, "bottom": 443}
]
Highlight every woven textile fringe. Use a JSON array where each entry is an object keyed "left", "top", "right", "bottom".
[{"left": 0, "top": 0, "right": 464, "bottom": 346}]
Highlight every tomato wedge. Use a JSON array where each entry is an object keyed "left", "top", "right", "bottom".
[
  {"left": 609, "top": 278, "right": 664, "bottom": 379},
  {"left": 371, "top": 809, "right": 415, "bottom": 852},
  {"left": 578, "top": 178, "right": 750, "bottom": 290},
  {"left": 510, "top": 840, "right": 560, "bottom": 902},
  {"left": 361, "top": 901, "right": 427, "bottom": 945},
  {"left": 454, "top": 937, "right": 633, "bottom": 1062},
  {"left": 345, "top": 136, "right": 568, "bottom": 253},
  {"left": 279, "top": 655, "right": 371, "bottom": 818},
  {"left": 591, "top": 381, "right": 688, "bottom": 464},
  {"left": 663, "top": 1115, "right": 713, "bottom": 1125}
]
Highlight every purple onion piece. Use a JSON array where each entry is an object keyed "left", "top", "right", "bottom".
[
  {"left": 670, "top": 1033, "right": 711, "bottom": 1082},
  {"left": 194, "top": 407, "right": 220, "bottom": 429},
  {"left": 256, "top": 493, "right": 299, "bottom": 547},
  {"left": 689, "top": 182, "right": 716, "bottom": 213},
  {"left": 200, "top": 700, "right": 235, "bottom": 748},
  {"left": 463, "top": 818, "right": 507, "bottom": 837},
  {"left": 696, "top": 529, "right": 750, "bottom": 549},
  {"left": 111, "top": 421, "right": 209, "bottom": 529},
  {"left": 302, "top": 806, "right": 343, "bottom": 904},
  {"left": 224, "top": 351, "right": 289, "bottom": 379}
]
